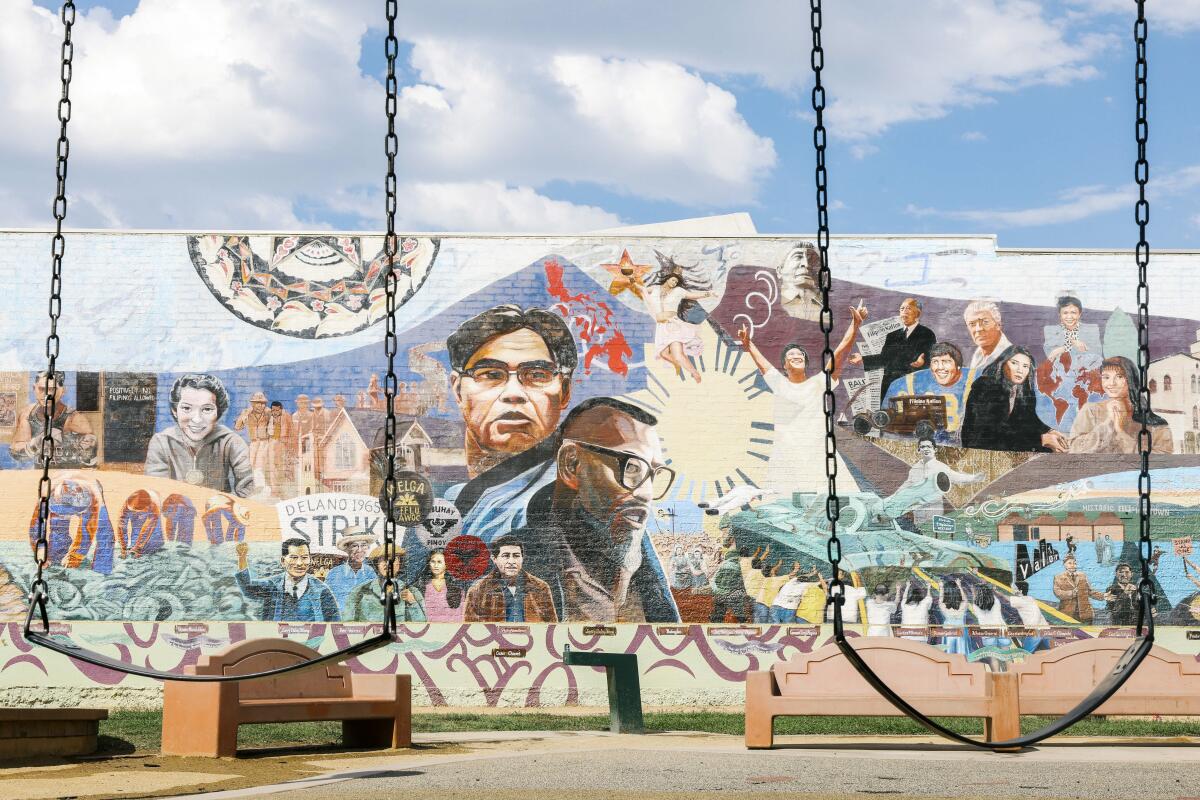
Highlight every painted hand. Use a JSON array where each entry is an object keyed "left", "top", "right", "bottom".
[{"left": 1041, "top": 431, "right": 1069, "bottom": 452}]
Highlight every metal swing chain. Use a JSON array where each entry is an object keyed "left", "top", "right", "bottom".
[
  {"left": 29, "top": 1, "right": 78, "bottom": 622},
  {"left": 809, "top": 0, "right": 845, "bottom": 609},
  {"left": 381, "top": 0, "right": 401, "bottom": 631},
  {"left": 1133, "top": 0, "right": 1155, "bottom": 634}
]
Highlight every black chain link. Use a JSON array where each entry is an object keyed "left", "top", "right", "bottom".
[
  {"left": 381, "top": 0, "right": 401, "bottom": 631},
  {"left": 1133, "top": 0, "right": 1154, "bottom": 634},
  {"left": 29, "top": 1, "right": 77, "bottom": 627},
  {"left": 810, "top": 0, "right": 845, "bottom": 610}
]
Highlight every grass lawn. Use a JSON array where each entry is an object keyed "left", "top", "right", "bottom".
[{"left": 99, "top": 710, "right": 1199, "bottom": 754}]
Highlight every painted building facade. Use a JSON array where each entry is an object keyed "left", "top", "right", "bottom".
[{"left": 0, "top": 230, "right": 1198, "bottom": 708}]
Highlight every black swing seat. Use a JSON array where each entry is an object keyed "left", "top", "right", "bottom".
[
  {"left": 23, "top": 581, "right": 399, "bottom": 682},
  {"left": 824, "top": 591, "right": 1156, "bottom": 750}
]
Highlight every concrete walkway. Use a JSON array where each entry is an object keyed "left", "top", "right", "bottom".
[{"left": 162, "top": 731, "right": 1200, "bottom": 800}]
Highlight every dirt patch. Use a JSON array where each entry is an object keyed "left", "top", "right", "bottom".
[{"left": 0, "top": 741, "right": 466, "bottom": 800}]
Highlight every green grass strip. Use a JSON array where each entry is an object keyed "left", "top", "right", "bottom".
[{"left": 97, "top": 710, "right": 1198, "bottom": 754}]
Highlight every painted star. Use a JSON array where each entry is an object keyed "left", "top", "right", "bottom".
[{"left": 599, "top": 249, "right": 652, "bottom": 299}]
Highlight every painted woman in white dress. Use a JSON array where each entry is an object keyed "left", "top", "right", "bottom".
[
  {"left": 737, "top": 302, "right": 867, "bottom": 496},
  {"left": 641, "top": 262, "right": 715, "bottom": 383}
]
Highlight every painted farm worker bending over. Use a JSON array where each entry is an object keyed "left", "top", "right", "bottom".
[
  {"left": 344, "top": 545, "right": 426, "bottom": 623},
  {"left": 508, "top": 397, "right": 681, "bottom": 623},
  {"left": 463, "top": 535, "right": 557, "bottom": 623},
  {"left": 145, "top": 373, "right": 257, "bottom": 496},
  {"left": 235, "top": 538, "right": 340, "bottom": 622}
]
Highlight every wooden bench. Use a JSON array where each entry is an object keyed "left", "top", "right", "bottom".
[
  {"left": 161, "top": 638, "right": 410, "bottom": 757},
  {"left": 745, "top": 638, "right": 1018, "bottom": 748},
  {"left": 1011, "top": 638, "right": 1200, "bottom": 718},
  {"left": 0, "top": 708, "right": 108, "bottom": 759}
]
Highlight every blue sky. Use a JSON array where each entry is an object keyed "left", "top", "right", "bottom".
[{"left": 10, "top": 1, "right": 1200, "bottom": 248}]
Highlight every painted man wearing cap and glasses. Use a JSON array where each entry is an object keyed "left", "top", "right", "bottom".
[
  {"left": 145, "top": 373, "right": 256, "bottom": 497},
  {"left": 509, "top": 398, "right": 680, "bottom": 623},
  {"left": 324, "top": 528, "right": 379, "bottom": 612}
]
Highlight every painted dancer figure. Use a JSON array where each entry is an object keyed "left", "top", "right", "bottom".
[{"left": 641, "top": 258, "right": 714, "bottom": 383}]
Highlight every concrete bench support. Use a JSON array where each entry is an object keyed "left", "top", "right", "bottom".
[
  {"left": 0, "top": 708, "right": 108, "bottom": 760},
  {"left": 563, "top": 646, "right": 644, "bottom": 734}
]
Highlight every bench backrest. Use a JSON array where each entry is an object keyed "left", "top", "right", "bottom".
[
  {"left": 772, "top": 637, "right": 992, "bottom": 698},
  {"left": 1012, "top": 639, "right": 1200, "bottom": 715},
  {"left": 188, "top": 638, "right": 353, "bottom": 700}
]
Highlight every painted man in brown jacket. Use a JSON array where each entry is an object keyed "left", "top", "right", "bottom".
[
  {"left": 1051, "top": 554, "right": 1104, "bottom": 623},
  {"left": 463, "top": 535, "right": 557, "bottom": 623}
]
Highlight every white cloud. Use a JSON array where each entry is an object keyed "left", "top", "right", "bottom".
[
  {"left": 1068, "top": 0, "right": 1200, "bottom": 33},
  {"left": 0, "top": 1, "right": 778, "bottom": 231},
  {"left": 0, "top": 0, "right": 1125, "bottom": 231},
  {"left": 962, "top": 131, "right": 988, "bottom": 142},
  {"left": 849, "top": 143, "right": 879, "bottom": 160},
  {"left": 396, "top": 1, "right": 1107, "bottom": 142},
  {"left": 326, "top": 181, "right": 621, "bottom": 232},
  {"left": 907, "top": 165, "right": 1200, "bottom": 228}
]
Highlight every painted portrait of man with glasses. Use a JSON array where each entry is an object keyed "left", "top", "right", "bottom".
[
  {"left": 447, "top": 304, "right": 577, "bottom": 479},
  {"left": 509, "top": 397, "right": 681, "bottom": 623}
]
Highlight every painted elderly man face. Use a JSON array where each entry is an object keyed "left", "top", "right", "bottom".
[
  {"left": 347, "top": 540, "right": 370, "bottom": 568},
  {"left": 898, "top": 298, "right": 921, "bottom": 327},
  {"left": 964, "top": 308, "right": 1002, "bottom": 352},
  {"left": 451, "top": 328, "right": 571, "bottom": 457}
]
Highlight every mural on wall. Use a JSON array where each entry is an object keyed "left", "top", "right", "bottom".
[
  {"left": 2, "top": 231, "right": 1200, "bottom": 693},
  {"left": 187, "top": 234, "right": 439, "bottom": 338}
]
